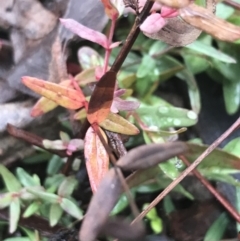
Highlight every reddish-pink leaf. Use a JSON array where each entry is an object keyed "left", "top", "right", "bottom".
[
  {"left": 22, "top": 76, "right": 85, "bottom": 110},
  {"left": 101, "top": 0, "right": 119, "bottom": 20},
  {"left": 140, "top": 13, "right": 166, "bottom": 35},
  {"left": 60, "top": 18, "right": 108, "bottom": 49},
  {"left": 109, "top": 41, "right": 121, "bottom": 49},
  {"left": 84, "top": 127, "right": 109, "bottom": 193},
  {"left": 161, "top": 6, "right": 179, "bottom": 18}
]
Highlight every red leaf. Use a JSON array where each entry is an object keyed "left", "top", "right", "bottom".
[
  {"left": 87, "top": 71, "right": 116, "bottom": 124},
  {"left": 60, "top": 18, "right": 108, "bottom": 49},
  {"left": 22, "top": 77, "right": 85, "bottom": 110},
  {"left": 84, "top": 127, "right": 109, "bottom": 193}
]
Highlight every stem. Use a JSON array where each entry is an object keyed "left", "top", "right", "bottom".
[
  {"left": 103, "top": 19, "right": 116, "bottom": 74},
  {"left": 110, "top": 0, "right": 154, "bottom": 73},
  {"left": 180, "top": 155, "right": 240, "bottom": 223},
  {"left": 132, "top": 116, "right": 240, "bottom": 223},
  {"left": 7, "top": 124, "right": 68, "bottom": 158}
]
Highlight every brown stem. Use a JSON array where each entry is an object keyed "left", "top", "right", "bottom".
[
  {"left": 7, "top": 124, "right": 68, "bottom": 158},
  {"left": 132, "top": 116, "right": 240, "bottom": 223},
  {"left": 180, "top": 155, "right": 240, "bottom": 223},
  {"left": 110, "top": 0, "right": 154, "bottom": 73}
]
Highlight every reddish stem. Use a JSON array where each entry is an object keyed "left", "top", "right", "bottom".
[
  {"left": 180, "top": 155, "right": 240, "bottom": 223},
  {"left": 103, "top": 18, "right": 116, "bottom": 74},
  {"left": 132, "top": 117, "right": 240, "bottom": 223}
]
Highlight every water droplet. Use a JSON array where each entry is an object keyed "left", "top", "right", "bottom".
[
  {"left": 148, "top": 126, "right": 159, "bottom": 132},
  {"left": 173, "top": 119, "right": 181, "bottom": 126},
  {"left": 167, "top": 117, "right": 173, "bottom": 122},
  {"left": 187, "top": 111, "right": 197, "bottom": 120},
  {"left": 159, "top": 106, "right": 169, "bottom": 113}
]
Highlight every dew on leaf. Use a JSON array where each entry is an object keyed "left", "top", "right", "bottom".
[
  {"left": 187, "top": 110, "right": 197, "bottom": 120},
  {"left": 158, "top": 106, "right": 169, "bottom": 114}
]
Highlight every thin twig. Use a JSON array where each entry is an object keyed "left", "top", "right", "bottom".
[
  {"left": 110, "top": 0, "right": 154, "bottom": 73},
  {"left": 180, "top": 155, "right": 240, "bottom": 223},
  {"left": 7, "top": 124, "right": 68, "bottom": 158},
  {"left": 223, "top": 0, "right": 240, "bottom": 10},
  {"left": 132, "top": 117, "right": 240, "bottom": 223}
]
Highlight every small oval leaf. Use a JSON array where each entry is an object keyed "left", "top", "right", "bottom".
[
  {"left": 49, "top": 203, "right": 63, "bottom": 227},
  {"left": 0, "top": 165, "right": 22, "bottom": 192},
  {"left": 60, "top": 198, "right": 83, "bottom": 220},
  {"left": 99, "top": 112, "right": 139, "bottom": 135},
  {"left": 9, "top": 198, "right": 21, "bottom": 233}
]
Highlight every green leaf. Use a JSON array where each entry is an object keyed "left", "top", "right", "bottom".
[
  {"left": 0, "top": 165, "right": 22, "bottom": 192},
  {"left": 111, "top": 193, "right": 134, "bottom": 215},
  {"left": 20, "top": 227, "right": 36, "bottom": 241},
  {"left": 156, "top": 56, "right": 184, "bottom": 82},
  {"left": 176, "top": 69, "right": 201, "bottom": 114},
  {"left": 23, "top": 201, "right": 40, "bottom": 218},
  {"left": 99, "top": 112, "right": 139, "bottom": 135},
  {"left": 224, "top": 137, "right": 240, "bottom": 157},
  {"left": 204, "top": 212, "right": 229, "bottom": 241},
  {"left": 202, "top": 173, "right": 240, "bottom": 188},
  {"left": 136, "top": 105, "right": 198, "bottom": 130},
  {"left": 57, "top": 176, "right": 77, "bottom": 197},
  {"left": 156, "top": 176, "right": 194, "bottom": 200},
  {"left": 163, "top": 195, "right": 175, "bottom": 215},
  {"left": 137, "top": 55, "right": 156, "bottom": 79},
  {"left": 60, "top": 198, "right": 83, "bottom": 220},
  {"left": 216, "top": 2, "right": 234, "bottom": 20},
  {"left": 27, "top": 187, "right": 58, "bottom": 203},
  {"left": 9, "top": 198, "right": 21, "bottom": 233},
  {"left": 223, "top": 82, "right": 240, "bottom": 115},
  {"left": 22, "top": 152, "right": 52, "bottom": 164},
  {"left": 185, "top": 143, "right": 240, "bottom": 170},
  {"left": 212, "top": 42, "right": 240, "bottom": 83},
  {"left": 182, "top": 52, "right": 209, "bottom": 74},
  {"left": 148, "top": 41, "right": 169, "bottom": 56},
  {"left": 159, "top": 158, "right": 181, "bottom": 180},
  {"left": 186, "top": 41, "right": 236, "bottom": 63},
  {"left": 49, "top": 203, "right": 63, "bottom": 227},
  {"left": 0, "top": 193, "right": 12, "bottom": 209},
  {"left": 16, "top": 168, "right": 39, "bottom": 187},
  {"left": 44, "top": 174, "right": 65, "bottom": 192},
  {"left": 136, "top": 174, "right": 194, "bottom": 200},
  {"left": 143, "top": 204, "right": 163, "bottom": 234},
  {"left": 236, "top": 187, "right": 240, "bottom": 231},
  {"left": 47, "top": 155, "right": 64, "bottom": 176}
]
